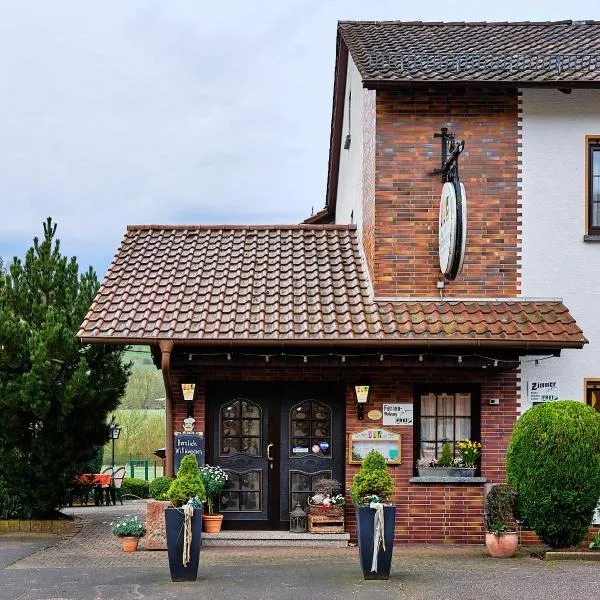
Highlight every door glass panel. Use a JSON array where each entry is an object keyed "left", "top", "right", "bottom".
[
  {"left": 220, "top": 398, "right": 261, "bottom": 456},
  {"left": 289, "top": 400, "right": 332, "bottom": 458},
  {"left": 220, "top": 469, "right": 262, "bottom": 512},
  {"left": 289, "top": 470, "right": 332, "bottom": 512}
]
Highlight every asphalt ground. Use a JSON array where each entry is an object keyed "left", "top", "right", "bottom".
[{"left": 1, "top": 501, "right": 599, "bottom": 600}]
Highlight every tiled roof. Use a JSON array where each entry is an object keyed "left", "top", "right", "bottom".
[
  {"left": 376, "top": 301, "right": 586, "bottom": 347},
  {"left": 78, "top": 225, "right": 586, "bottom": 350},
  {"left": 339, "top": 20, "right": 600, "bottom": 84}
]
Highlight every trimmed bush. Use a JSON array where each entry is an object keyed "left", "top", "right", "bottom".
[
  {"left": 350, "top": 450, "right": 394, "bottom": 505},
  {"left": 484, "top": 484, "right": 518, "bottom": 532},
  {"left": 506, "top": 400, "right": 600, "bottom": 548},
  {"left": 120, "top": 477, "right": 150, "bottom": 499},
  {"left": 149, "top": 476, "right": 173, "bottom": 500},
  {"left": 437, "top": 442, "right": 454, "bottom": 467},
  {"left": 167, "top": 454, "right": 206, "bottom": 507}
]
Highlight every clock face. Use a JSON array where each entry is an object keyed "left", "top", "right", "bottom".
[{"left": 438, "top": 181, "right": 467, "bottom": 280}]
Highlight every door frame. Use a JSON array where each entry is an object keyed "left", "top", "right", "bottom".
[{"left": 205, "top": 381, "right": 346, "bottom": 530}]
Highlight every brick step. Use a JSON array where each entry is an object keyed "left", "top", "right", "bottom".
[{"left": 201, "top": 530, "right": 350, "bottom": 547}]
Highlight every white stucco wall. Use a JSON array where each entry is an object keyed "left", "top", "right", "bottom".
[
  {"left": 519, "top": 88, "right": 600, "bottom": 412},
  {"left": 334, "top": 56, "right": 364, "bottom": 227}
]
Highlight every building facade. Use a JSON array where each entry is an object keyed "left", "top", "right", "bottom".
[{"left": 80, "top": 21, "right": 600, "bottom": 543}]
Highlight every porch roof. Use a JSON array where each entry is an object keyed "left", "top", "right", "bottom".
[{"left": 78, "top": 225, "right": 586, "bottom": 350}]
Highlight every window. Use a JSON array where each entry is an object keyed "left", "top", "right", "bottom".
[
  {"left": 585, "top": 380, "right": 600, "bottom": 412},
  {"left": 413, "top": 386, "right": 480, "bottom": 467},
  {"left": 587, "top": 139, "right": 600, "bottom": 237},
  {"left": 289, "top": 399, "right": 332, "bottom": 458},
  {"left": 219, "top": 399, "right": 261, "bottom": 456}
]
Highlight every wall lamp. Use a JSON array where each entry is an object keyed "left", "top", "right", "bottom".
[
  {"left": 181, "top": 383, "right": 196, "bottom": 418},
  {"left": 353, "top": 384, "right": 371, "bottom": 420}
]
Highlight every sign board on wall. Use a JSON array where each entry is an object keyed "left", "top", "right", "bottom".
[
  {"left": 348, "top": 428, "right": 401, "bottom": 464},
  {"left": 382, "top": 404, "right": 414, "bottom": 426},
  {"left": 527, "top": 380, "right": 560, "bottom": 405},
  {"left": 173, "top": 434, "right": 205, "bottom": 474}
]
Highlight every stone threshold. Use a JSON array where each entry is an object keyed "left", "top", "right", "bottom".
[
  {"left": 545, "top": 551, "right": 600, "bottom": 561},
  {"left": 202, "top": 530, "right": 350, "bottom": 547}
]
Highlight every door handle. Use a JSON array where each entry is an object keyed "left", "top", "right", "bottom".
[{"left": 266, "top": 443, "right": 274, "bottom": 461}]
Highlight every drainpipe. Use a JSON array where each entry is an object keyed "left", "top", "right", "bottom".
[{"left": 159, "top": 340, "right": 175, "bottom": 477}]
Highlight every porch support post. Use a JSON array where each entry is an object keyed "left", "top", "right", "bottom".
[{"left": 159, "top": 340, "right": 175, "bottom": 477}]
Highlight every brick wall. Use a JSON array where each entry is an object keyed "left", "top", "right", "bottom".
[
  {"left": 167, "top": 354, "right": 518, "bottom": 544},
  {"left": 374, "top": 88, "right": 520, "bottom": 298}
]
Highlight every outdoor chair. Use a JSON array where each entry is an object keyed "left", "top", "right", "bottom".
[
  {"left": 110, "top": 466, "right": 126, "bottom": 505},
  {"left": 97, "top": 467, "right": 114, "bottom": 506}
]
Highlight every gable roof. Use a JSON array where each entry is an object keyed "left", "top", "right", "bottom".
[
  {"left": 78, "top": 225, "right": 586, "bottom": 350},
  {"left": 311, "top": 20, "right": 600, "bottom": 224},
  {"left": 339, "top": 20, "right": 600, "bottom": 86}
]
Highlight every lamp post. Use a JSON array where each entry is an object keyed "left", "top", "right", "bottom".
[{"left": 110, "top": 424, "right": 121, "bottom": 470}]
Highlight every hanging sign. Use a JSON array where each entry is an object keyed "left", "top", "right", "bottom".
[
  {"left": 382, "top": 404, "right": 414, "bottom": 426},
  {"left": 173, "top": 433, "right": 205, "bottom": 474},
  {"left": 528, "top": 380, "right": 560, "bottom": 405},
  {"left": 439, "top": 181, "right": 467, "bottom": 280}
]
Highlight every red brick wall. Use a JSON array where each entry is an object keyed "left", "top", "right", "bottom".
[
  {"left": 374, "top": 88, "right": 520, "bottom": 298},
  {"left": 167, "top": 354, "right": 518, "bottom": 544}
]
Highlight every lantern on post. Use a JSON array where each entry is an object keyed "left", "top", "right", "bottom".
[{"left": 289, "top": 502, "right": 307, "bottom": 532}]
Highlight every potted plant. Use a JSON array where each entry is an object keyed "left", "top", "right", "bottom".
[
  {"left": 350, "top": 450, "right": 395, "bottom": 580},
  {"left": 308, "top": 478, "right": 345, "bottom": 517},
  {"left": 484, "top": 483, "right": 519, "bottom": 558},
  {"left": 452, "top": 438, "right": 481, "bottom": 477},
  {"left": 111, "top": 515, "right": 146, "bottom": 552},
  {"left": 165, "top": 454, "right": 207, "bottom": 581},
  {"left": 416, "top": 441, "right": 455, "bottom": 477},
  {"left": 199, "top": 464, "right": 229, "bottom": 533}
]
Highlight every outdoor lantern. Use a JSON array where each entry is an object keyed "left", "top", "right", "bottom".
[
  {"left": 353, "top": 384, "right": 371, "bottom": 420},
  {"left": 289, "top": 502, "right": 307, "bottom": 532},
  {"left": 181, "top": 383, "right": 196, "bottom": 418},
  {"left": 109, "top": 424, "right": 121, "bottom": 470}
]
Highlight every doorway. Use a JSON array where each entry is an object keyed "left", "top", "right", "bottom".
[{"left": 206, "top": 383, "right": 345, "bottom": 529}]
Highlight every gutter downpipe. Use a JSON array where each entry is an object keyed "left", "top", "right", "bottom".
[{"left": 159, "top": 340, "right": 175, "bottom": 477}]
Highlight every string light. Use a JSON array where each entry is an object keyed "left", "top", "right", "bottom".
[
  {"left": 419, "top": 354, "right": 423, "bottom": 362},
  {"left": 265, "top": 355, "right": 270, "bottom": 363},
  {"left": 341, "top": 355, "right": 346, "bottom": 363},
  {"left": 379, "top": 354, "right": 384, "bottom": 362},
  {"left": 457, "top": 356, "right": 463, "bottom": 364},
  {"left": 227, "top": 353, "right": 231, "bottom": 361},
  {"left": 303, "top": 356, "right": 308, "bottom": 363},
  {"left": 188, "top": 354, "right": 192, "bottom": 361},
  {"left": 493, "top": 360, "right": 498, "bottom": 367}
]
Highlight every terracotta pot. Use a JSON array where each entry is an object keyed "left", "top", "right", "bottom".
[
  {"left": 485, "top": 532, "right": 519, "bottom": 558},
  {"left": 120, "top": 536, "right": 140, "bottom": 552},
  {"left": 202, "top": 513, "right": 224, "bottom": 533}
]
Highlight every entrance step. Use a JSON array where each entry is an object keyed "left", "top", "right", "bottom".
[{"left": 202, "top": 530, "right": 350, "bottom": 547}]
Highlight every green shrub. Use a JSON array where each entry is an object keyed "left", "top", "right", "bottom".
[
  {"left": 350, "top": 450, "right": 394, "bottom": 505},
  {"left": 167, "top": 454, "right": 206, "bottom": 507},
  {"left": 484, "top": 484, "right": 518, "bottom": 532},
  {"left": 506, "top": 400, "right": 600, "bottom": 548},
  {"left": 120, "top": 477, "right": 150, "bottom": 499},
  {"left": 437, "top": 442, "right": 454, "bottom": 467},
  {"left": 149, "top": 476, "right": 173, "bottom": 500}
]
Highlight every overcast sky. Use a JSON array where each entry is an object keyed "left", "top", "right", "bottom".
[{"left": 1, "top": 1, "right": 599, "bottom": 277}]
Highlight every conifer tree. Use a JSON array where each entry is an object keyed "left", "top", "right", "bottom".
[{"left": 0, "top": 218, "right": 129, "bottom": 517}]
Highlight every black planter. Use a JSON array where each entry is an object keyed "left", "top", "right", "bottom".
[
  {"left": 165, "top": 507, "right": 202, "bottom": 582},
  {"left": 355, "top": 505, "right": 396, "bottom": 580}
]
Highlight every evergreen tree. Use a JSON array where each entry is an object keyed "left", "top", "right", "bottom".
[{"left": 0, "top": 218, "right": 130, "bottom": 517}]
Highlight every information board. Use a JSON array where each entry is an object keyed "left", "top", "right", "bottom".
[{"left": 173, "top": 433, "right": 205, "bottom": 474}]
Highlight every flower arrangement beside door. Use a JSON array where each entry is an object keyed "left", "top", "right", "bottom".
[
  {"left": 111, "top": 515, "right": 146, "bottom": 552},
  {"left": 308, "top": 478, "right": 345, "bottom": 517},
  {"left": 199, "top": 464, "right": 229, "bottom": 533}
]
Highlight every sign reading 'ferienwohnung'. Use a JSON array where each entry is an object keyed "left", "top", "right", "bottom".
[
  {"left": 383, "top": 404, "right": 414, "bottom": 426},
  {"left": 528, "top": 380, "right": 560, "bottom": 405}
]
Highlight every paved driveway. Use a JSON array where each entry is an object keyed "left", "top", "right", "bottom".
[{"left": 1, "top": 501, "right": 599, "bottom": 599}]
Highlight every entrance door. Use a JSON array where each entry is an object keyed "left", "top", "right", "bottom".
[{"left": 206, "top": 383, "right": 344, "bottom": 529}]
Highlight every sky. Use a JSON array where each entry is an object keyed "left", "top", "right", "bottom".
[{"left": 1, "top": 0, "right": 599, "bottom": 278}]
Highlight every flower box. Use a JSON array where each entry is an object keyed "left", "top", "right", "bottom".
[
  {"left": 308, "top": 503, "right": 344, "bottom": 517},
  {"left": 417, "top": 467, "right": 476, "bottom": 478}
]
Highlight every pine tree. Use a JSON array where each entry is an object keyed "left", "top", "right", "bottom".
[{"left": 0, "top": 218, "right": 130, "bottom": 517}]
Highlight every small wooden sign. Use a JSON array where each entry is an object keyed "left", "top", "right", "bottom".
[{"left": 348, "top": 428, "right": 401, "bottom": 464}]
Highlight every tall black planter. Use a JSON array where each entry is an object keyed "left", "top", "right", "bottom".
[
  {"left": 165, "top": 507, "right": 202, "bottom": 582},
  {"left": 355, "top": 505, "right": 396, "bottom": 580}
]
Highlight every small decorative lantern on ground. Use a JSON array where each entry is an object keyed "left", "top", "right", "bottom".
[{"left": 289, "top": 502, "right": 307, "bottom": 532}]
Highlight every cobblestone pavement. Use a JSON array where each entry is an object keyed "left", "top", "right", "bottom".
[{"left": 2, "top": 501, "right": 600, "bottom": 599}]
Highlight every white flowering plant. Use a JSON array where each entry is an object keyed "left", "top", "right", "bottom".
[
  {"left": 199, "top": 465, "right": 229, "bottom": 515},
  {"left": 111, "top": 515, "right": 146, "bottom": 538}
]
